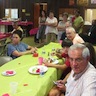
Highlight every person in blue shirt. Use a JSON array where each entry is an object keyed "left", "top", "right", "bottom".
[{"left": 7, "top": 30, "right": 37, "bottom": 59}]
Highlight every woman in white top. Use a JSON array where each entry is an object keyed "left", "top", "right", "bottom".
[
  {"left": 57, "top": 13, "right": 68, "bottom": 41},
  {"left": 45, "top": 11, "right": 58, "bottom": 44}
]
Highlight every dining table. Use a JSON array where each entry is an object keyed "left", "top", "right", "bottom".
[
  {"left": 0, "top": 42, "right": 64, "bottom": 96},
  {"left": 0, "top": 21, "right": 33, "bottom": 36},
  {"left": 0, "top": 33, "right": 11, "bottom": 40},
  {"left": 0, "top": 21, "right": 33, "bottom": 26}
]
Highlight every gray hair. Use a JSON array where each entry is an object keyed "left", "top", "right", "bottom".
[
  {"left": 66, "top": 26, "right": 76, "bottom": 33},
  {"left": 68, "top": 43, "right": 90, "bottom": 58},
  {"left": 65, "top": 21, "right": 72, "bottom": 27}
]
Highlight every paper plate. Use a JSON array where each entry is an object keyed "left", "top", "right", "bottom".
[
  {"left": 28, "top": 65, "right": 48, "bottom": 74},
  {"left": 52, "top": 60, "right": 59, "bottom": 64},
  {"left": 2, "top": 70, "right": 16, "bottom": 76}
]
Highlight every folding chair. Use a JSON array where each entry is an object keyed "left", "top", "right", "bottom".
[{"left": 0, "top": 56, "right": 12, "bottom": 66}]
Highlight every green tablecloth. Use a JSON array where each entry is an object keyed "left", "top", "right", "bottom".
[{"left": 0, "top": 42, "right": 63, "bottom": 96}]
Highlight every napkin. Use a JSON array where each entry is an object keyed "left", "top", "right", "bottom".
[
  {"left": 2, "top": 93, "right": 9, "bottom": 96},
  {"left": 6, "top": 70, "right": 14, "bottom": 74}
]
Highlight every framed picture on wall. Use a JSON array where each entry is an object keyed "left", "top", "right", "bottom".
[
  {"left": 69, "top": 0, "right": 75, "bottom": 5},
  {"left": 77, "top": 0, "right": 89, "bottom": 6},
  {"left": 91, "top": 0, "right": 96, "bottom": 4}
]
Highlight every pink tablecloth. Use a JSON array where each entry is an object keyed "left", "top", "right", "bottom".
[
  {"left": 0, "top": 33, "right": 11, "bottom": 39},
  {"left": 0, "top": 21, "right": 33, "bottom": 26},
  {"left": 29, "top": 28, "right": 38, "bottom": 35}
]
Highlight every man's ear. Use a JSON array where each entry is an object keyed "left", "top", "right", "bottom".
[{"left": 87, "top": 56, "right": 90, "bottom": 61}]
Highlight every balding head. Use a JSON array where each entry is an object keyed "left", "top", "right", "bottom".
[{"left": 66, "top": 27, "right": 76, "bottom": 41}]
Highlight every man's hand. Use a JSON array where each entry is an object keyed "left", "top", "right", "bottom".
[{"left": 56, "top": 80, "right": 66, "bottom": 92}]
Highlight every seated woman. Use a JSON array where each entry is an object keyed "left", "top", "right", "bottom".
[{"left": 7, "top": 30, "right": 37, "bottom": 59}]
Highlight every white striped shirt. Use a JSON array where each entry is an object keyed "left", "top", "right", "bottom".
[{"left": 65, "top": 63, "right": 96, "bottom": 96}]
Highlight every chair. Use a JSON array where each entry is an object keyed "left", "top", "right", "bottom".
[
  {"left": 0, "top": 44, "right": 6, "bottom": 56},
  {"left": 0, "top": 56, "right": 13, "bottom": 66},
  {"left": 22, "top": 29, "right": 27, "bottom": 38},
  {"left": 29, "top": 28, "right": 38, "bottom": 35},
  {"left": 0, "top": 38, "right": 7, "bottom": 45}
]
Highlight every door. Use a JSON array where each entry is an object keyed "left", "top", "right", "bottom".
[{"left": 33, "top": 3, "right": 47, "bottom": 28}]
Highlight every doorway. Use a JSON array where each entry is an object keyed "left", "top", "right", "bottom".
[
  {"left": 85, "top": 9, "right": 96, "bottom": 24},
  {"left": 33, "top": 3, "right": 47, "bottom": 28}
]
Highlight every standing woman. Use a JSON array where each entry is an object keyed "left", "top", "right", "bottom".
[
  {"left": 73, "top": 9, "right": 84, "bottom": 34},
  {"left": 45, "top": 10, "right": 58, "bottom": 44},
  {"left": 57, "top": 13, "right": 68, "bottom": 41},
  {"left": 37, "top": 10, "right": 47, "bottom": 43}
]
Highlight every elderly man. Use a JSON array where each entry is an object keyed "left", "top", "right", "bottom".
[
  {"left": 60, "top": 21, "right": 72, "bottom": 41},
  {"left": 66, "top": 27, "right": 84, "bottom": 44},
  {"left": 56, "top": 44, "right": 96, "bottom": 96}
]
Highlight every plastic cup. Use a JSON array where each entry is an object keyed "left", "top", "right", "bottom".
[
  {"left": 40, "top": 68, "right": 44, "bottom": 77},
  {"left": 59, "top": 40, "right": 62, "bottom": 44},
  {"left": 38, "top": 57, "right": 43, "bottom": 65},
  {"left": 10, "top": 82, "right": 18, "bottom": 95}
]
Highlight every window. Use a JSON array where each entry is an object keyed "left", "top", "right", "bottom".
[
  {"left": 91, "top": 0, "right": 96, "bottom": 4},
  {"left": 5, "top": 8, "right": 18, "bottom": 19},
  {"left": 85, "top": 9, "right": 96, "bottom": 24}
]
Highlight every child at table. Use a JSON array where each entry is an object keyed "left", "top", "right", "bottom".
[
  {"left": 43, "top": 39, "right": 73, "bottom": 96},
  {"left": 43, "top": 39, "right": 73, "bottom": 79},
  {"left": 43, "top": 39, "right": 73, "bottom": 70}
]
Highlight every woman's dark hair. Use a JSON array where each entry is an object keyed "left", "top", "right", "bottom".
[
  {"left": 75, "top": 9, "right": 80, "bottom": 14},
  {"left": 13, "top": 30, "right": 23, "bottom": 40},
  {"left": 40, "top": 10, "right": 47, "bottom": 17},
  {"left": 83, "top": 42, "right": 96, "bottom": 68},
  {"left": 62, "top": 12, "right": 68, "bottom": 18},
  {"left": 61, "top": 39, "right": 73, "bottom": 48}
]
